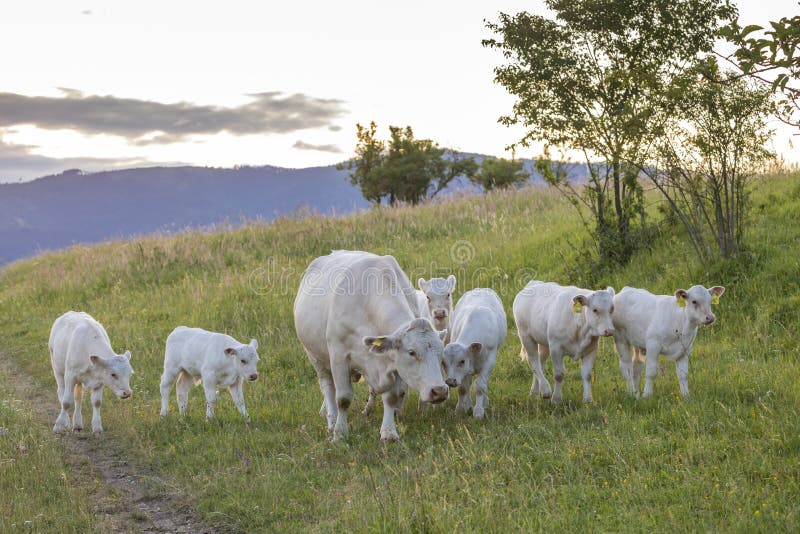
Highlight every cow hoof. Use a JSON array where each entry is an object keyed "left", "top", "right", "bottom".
[
  {"left": 53, "top": 424, "right": 68, "bottom": 433},
  {"left": 550, "top": 395, "right": 562, "bottom": 404},
  {"left": 380, "top": 430, "right": 399, "bottom": 442},
  {"left": 92, "top": 427, "right": 103, "bottom": 434},
  {"left": 582, "top": 397, "right": 593, "bottom": 403},
  {"left": 72, "top": 426, "right": 83, "bottom": 432}
]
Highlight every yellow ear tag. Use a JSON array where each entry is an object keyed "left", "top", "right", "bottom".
[
  {"left": 572, "top": 301, "right": 583, "bottom": 313},
  {"left": 677, "top": 296, "right": 686, "bottom": 308},
  {"left": 711, "top": 293, "right": 720, "bottom": 305},
  {"left": 372, "top": 336, "right": 386, "bottom": 347}
]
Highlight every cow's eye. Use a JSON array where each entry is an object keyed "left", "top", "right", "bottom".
[
  {"left": 692, "top": 300, "right": 697, "bottom": 305},
  {"left": 111, "top": 373, "right": 117, "bottom": 379},
  {"left": 241, "top": 359, "right": 246, "bottom": 364},
  {"left": 408, "top": 350, "right": 417, "bottom": 357},
  {"left": 427, "top": 296, "right": 431, "bottom": 302},
  {"left": 593, "top": 308, "right": 598, "bottom": 313},
  {"left": 447, "top": 293, "right": 451, "bottom": 298},
  {"left": 459, "top": 360, "right": 465, "bottom": 365}
]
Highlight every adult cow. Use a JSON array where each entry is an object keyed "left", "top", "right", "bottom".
[
  {"left": 513, "top": 281, "right": 615, "bottom": 403},
  {"left": 294, "top": 250, "right": 448, "bottom": 442},
  {"left": 612, "top": 285, "right": 725, "bottom": 398}
]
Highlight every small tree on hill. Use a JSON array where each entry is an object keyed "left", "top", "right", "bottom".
[
  {"left": 470, "top": 157, "right": 529, "bottom": 191},
  {"left": 340, "top": 122, "right": 477, "bottom": 206},
  {"left": 641, "top": 64, "right": 774, "bottom": 263}
]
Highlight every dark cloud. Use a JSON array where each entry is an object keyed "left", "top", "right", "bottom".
[
  {"left": 292, "top": 140, "right": 343, "bottom": 154},
  {"left": 0, "top": 135, "right": 155, "bottom": 183},
  {"left": 0, "top": 89, "right": 348, "bottom": 144}
]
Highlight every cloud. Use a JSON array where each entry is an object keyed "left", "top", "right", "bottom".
[
  {"left": 292, "top": 140, "right": 343, "bottom": 154},
  {"left": 0, "top": 89, "right": 348, "bottom": 145},
  {"left": 0, "top": 134, "right": 154, "bottom": 183}
]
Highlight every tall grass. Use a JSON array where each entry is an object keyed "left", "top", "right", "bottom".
[{"left": 0, "top": 176, "right": 798, "bottom": 531}]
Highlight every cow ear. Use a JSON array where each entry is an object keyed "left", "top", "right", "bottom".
[
  {"left": 418, "top": 278, "right": 428, "bottom": 291},
  {"left": 469, "top": 342, "right": 483, "bottom": 353},
  {"left": 606, "top": 286, "right": 615, "bottom": 298},
  {"left": 675, "top": 289, "right": 688, "bottom": 307},
  {"left": 447, "top": 275, "right": 456, "bottom": 291},
  {"left": 708, "top": 286, "right": 725, "bottom": 297},
  {"left": 572, "top": 295, "right": 587, "bottom": 313},
  {"left": 224, "top": 347, "right": 237, "bottom": 357},
  {"left": 364, "top": 335, "right": 396, "bottom": 353},
  {"left": 89, "top": 355, "right": 107, "bottom": 367},
  {"left": 249, "top": 338, "right": 258, "bottom": 350},
  {"left": 438, "top": 329, "right": 448, "bottom": 342},
  {"left": 123, "top": 350, "right": 131, "bottom": 361}
]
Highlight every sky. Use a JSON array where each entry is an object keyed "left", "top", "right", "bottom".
[{"left": 0, "top": 0, "right": 797, "bottom": 183}]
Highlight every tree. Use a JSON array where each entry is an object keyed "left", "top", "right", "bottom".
[
  {"left": 484, "top": 0, "right": 736, "bottom": 264},
  {"left": 340, "top": 123, "right": 477, "bottom": 206},
  {"left": 720, "top": 12, "right": 800, "bottom": 128},
  {"left": 470, "top": 157, "right": 529, "bottom": 191},
  {"left": 640, "top": 64, "right": 774, "bottom": 263}
]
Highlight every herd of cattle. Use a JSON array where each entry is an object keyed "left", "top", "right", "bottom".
[{"left": 48, "top": 250, "right": 724, "bottom": 441}]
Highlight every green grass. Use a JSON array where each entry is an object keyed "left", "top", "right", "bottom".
[
  {"left": 0, "top": 371, "right": 96, "bottom": 531},
  {"left": 0, "top": 175, "right": 798, "bottom": 531}
]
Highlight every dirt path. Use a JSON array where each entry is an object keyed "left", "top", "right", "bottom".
[{"left": 0, "top": 353, "right": 215, "bottom": 533}]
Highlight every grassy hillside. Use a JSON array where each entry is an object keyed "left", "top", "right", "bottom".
[{"left": 1, "top": 174, "right": 798, "bottom": 532}]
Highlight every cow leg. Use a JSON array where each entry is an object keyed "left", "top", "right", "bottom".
[
  {"left": 307, "top": 354, "right": 337, "bottom": 434},
  {"left": 676, "top": 355, "right": 690, "bottom": 398},
  {"left": 456, "top": 373, "right": 474, "bottom": 415},
  {"left": 641, "top": 343, "right": 661, "bottom": 398},
  {"left": 615, "top": 335, "right": 637, "bottom": 397},
  {"left": 632, "top": 348, "right": 645, "bottom": 393},
  {"left": 72, "top": 383, "right": 84, "bottom": 431},
  {"left": 330, "top": 357, "right": 354, "bottom": 442},
  {"left": 550, "top": 346, "right": 566, "bottom": 403},
  {"left": 90, "top": 387, "right": 103, "bottom": 433},
  {"left": 394, "top": 379, "right": 407, "bottom": 416},
  {"left": 159, "top": 367, "right": 180, "bottom": 416},
  {"left": 380, "top": 387, "right": 402, "bottom": 442},
  {"left": 54, "top": 373, "right": 76, "bottom": 432},
  {"left": 202, "top": 379, "right": 218, "bottom": 419},
  {"left": 473, "top": 354, "right": 496, "bottom": 419},
  {"left": 229, "top": 379, "right": 250, "bottom": 421},
  {"left": 580, "top": 351, "right": 596, "bottom": 403},
  {"left": 363, "top": 386, "right": 381, "bottom": 417},
  {"left": 524, "top": 336, "right": 551, "bottom": 398},
  {"left": 175, "top": 371, "right": 193, "bottom": 415}
]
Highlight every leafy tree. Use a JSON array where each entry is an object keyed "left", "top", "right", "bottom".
[
  {"left": 484, "top": 0, "right": 736, "bottom": 264},
  {"left": 720, "top": 12, "right": 800, "bottom": 128},
  {"left": 470, "top": 157, "right": 529, "bottom": 191},
  {"left": 340, "top": 123, "right": 477, "bottom": 206},
  {"left": 640, "top": 63, "right": 774, "bottom": 263}
]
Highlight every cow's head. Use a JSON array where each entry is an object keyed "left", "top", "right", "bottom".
[
  {"left": 89, "top": 350, "right": 134, "bottom": 399},
  {"left": 418, "top": 275, "right": 456, "bottom": 331},
  {"left": 675, "top": 285, "right": 724, "bottom": 325},
  {"left": 573, "top": 286, "right": 616, "bottom": 337},
  {"left": 363, "top": 318, "right": 449, "bottom": 404},
  {"left": 441, "top": 342, "right": 481, "bottom": 387},
  {"left": 224, "top": 338, "right": 261, "bottom": 382}
]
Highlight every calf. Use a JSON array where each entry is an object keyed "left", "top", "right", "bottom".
[
  {"left": 442, "top": 288, "right": 507, "bottom": 418},
  {"left": 49, "top": 311, "right": 133, "bottom": 433},
  {"left": 160, "top": 327, "right": 260, "bottom": 420},
  {"left": 417, "top": 275, "right": 456, "bottom": 337},
  {"left": 513, "top": 281, "right": 615, "bottom": 403},
  {"left": 294, "top": 250, "right": 448, "bottom": 442},
  {"left": 612, "top": 285, "right": 725, "bottom": 398}
]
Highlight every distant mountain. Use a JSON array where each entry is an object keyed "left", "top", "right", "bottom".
[{"left": 0, "top": 158, "right": 567, "bottom": 266}]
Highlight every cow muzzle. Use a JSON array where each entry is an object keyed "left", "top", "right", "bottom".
[
  {"left": 602, "top": 328, "right": 615, "bottom": 337},
  {"left": 428, "top": 386, "right": 449, "bottom": 404},
  {"left": 445, "top": 378, "right": 458, "bottom": 388},
  {"left": 433, "top": 309, "right": 447, "bottom": 320},
  {"left": 249, "top": 373, "right": 259, "bottom": 381},
  {"left": 704, "top": 315, "right": 716, "bottom": 325},
  {"left": 119, "top": 390, "right": 132, "bottom": 399}
]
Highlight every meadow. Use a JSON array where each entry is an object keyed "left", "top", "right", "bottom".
[{"left": 1, "top": 174, "right": 799, "bottom": 532}]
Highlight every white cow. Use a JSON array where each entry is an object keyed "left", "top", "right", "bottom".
[
  {"left": 160, "top": 327, "right": 260, "bottom": 420},
  {"left": 362, "top": 274, "right": 456, "bottom": 417},
  {"left": 513, "top": 281, "right": 616, "bottom": 403},
  {"left": 441, "top": 288, "right": 507, "bottom": 418},
  {"left": 416, "top": 275, "right": 456, "bottom": 336},
  {"left": 612, "top": 285, "right": 725, "bottom": 398},
  {"left": 294, "top": 250, "right": 448, "bottom": 442},
  {"left": 49, "top": 311, "right": 133, "bottom": 433}
]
